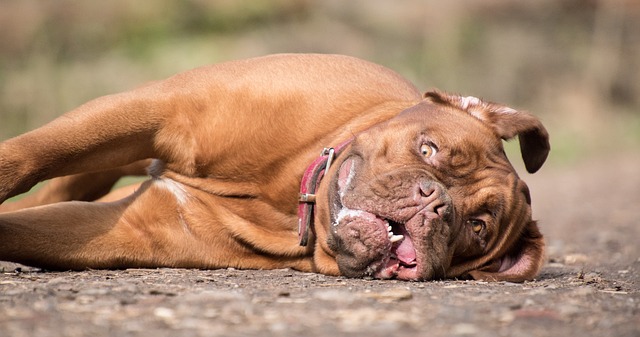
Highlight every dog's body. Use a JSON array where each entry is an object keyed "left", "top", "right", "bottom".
[{"left": 0, "top": 54, "right": 549, "bottom": 281}]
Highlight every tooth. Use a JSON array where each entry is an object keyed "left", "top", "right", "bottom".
[
  {"left": 389, "top": 234, "right": 404, "bottom": 243},
  {"left": 388, "top": 232, "right": 393, "bottom": 238}
]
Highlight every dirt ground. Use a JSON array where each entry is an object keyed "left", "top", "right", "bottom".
[{"left": 1, "top": 152, "right": 639, "bottom": 337}]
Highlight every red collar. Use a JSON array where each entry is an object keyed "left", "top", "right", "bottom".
[{"left": 298, "top": 139, "right": 352, "bottom": 246}]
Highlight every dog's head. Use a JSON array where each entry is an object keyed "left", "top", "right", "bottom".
[{"left": 313, "top": 90, "right": 550, "bottom": 282}]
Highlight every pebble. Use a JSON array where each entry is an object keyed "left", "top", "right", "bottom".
[
  {"left": 452, "top": 323, "right": 479, "bottom": 335},
  {"left": 153, "top": 307, "right": 175, "bottom": 319},
  {"left": 362, "top": 288, "right": 413, "bottom": 302},
  {"left": 499, "top": 311, "right": 516, "bottom": 324},
  {"left": 582, "top": 272, "right": 602, "bottom": 284},
  {"left": 313, "top": 289, "right": 354, "bottom": 303},
  {"left": 527, "top": 288, "right": 549, "bottom": 296},
  {"left": 335, "top": 308, "right": 417, "bottom": 332},
  {"left": 558, "top": 303, "right": 581, "bottom": 316},
  {"left": 564, "top": 254, "right": 589, "bottom": 265},
  {"left": 572, "top": 286, "right": 596, "bottom": 296},
  {"left": 182, "top": 290, "right": 245, "bottom": 302}
]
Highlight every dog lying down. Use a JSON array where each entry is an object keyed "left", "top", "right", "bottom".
[{"left": 0, "top": 54, "right": 549, "bottom": 282}]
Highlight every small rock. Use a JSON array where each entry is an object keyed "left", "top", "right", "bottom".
[
  {"left": 313, "top": 289, "right": 354, "bottom": 303},
  {"left": 572, "top": 286, "right": 596, "bottom": 296},
  {"left": 452, "top": 323, "right": 479, "bottom": 335},
  {"left": 363, "top": 288, "right": 413, "bottom": 302},
  {"left": 499, "top": 311, "right": 515, "bottom": 324},
  {"left": 153, "top": 307, "right": 175, "bottom": 319},
  {"left": 564, "top": 254, "right": 589, "bottom": 265},
  {"left": 80, "top": 288, "right": 109, "bottom": 296},
  {"left": 182, "top": 290, "right": 245, "bottom": 302},
  {"left": 335, "top": 308, "right": 417, "bottom": 331},
  {"left": 558, "top": 304, "right": 581, "bottom": 316},
  {"left": 514, "top": 309, "right": 564, "bottom": 321},
  {"left": 528, "top": 288, "right": 549, "bottom": 296},
  {"left": 581, "top": 272, "right": 602, "bottom": 284}
]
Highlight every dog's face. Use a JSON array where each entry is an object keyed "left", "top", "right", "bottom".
[{"left": 315, "top": 91, "right": 549, "bottom": 282}]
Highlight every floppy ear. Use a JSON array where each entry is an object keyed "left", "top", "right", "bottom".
[
  {"left": 424, "top": 90, "right": 550, "bottom": 173},
  {"left": 467, "top": 221, "right": 545, "bottom": 282}
]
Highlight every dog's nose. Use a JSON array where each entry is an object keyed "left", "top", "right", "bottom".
[{"left": 418, "top": 180, "right": 453, "bottom": 222}]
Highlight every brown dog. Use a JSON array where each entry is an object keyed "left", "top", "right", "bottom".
[{"left": 0, "top": 54, "right": 549, "bottom": 282}]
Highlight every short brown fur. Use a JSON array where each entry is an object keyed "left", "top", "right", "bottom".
[{"left": 0, "top": 54, "right": 549, "bottom": 282}]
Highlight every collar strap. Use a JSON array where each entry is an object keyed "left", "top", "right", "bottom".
[{"left": 298, "top": 139, "right": 352, "bottom": 246}]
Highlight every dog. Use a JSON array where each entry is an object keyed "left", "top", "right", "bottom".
[{"left": 0, "top": 54, "right": 549, "bottom": 282}]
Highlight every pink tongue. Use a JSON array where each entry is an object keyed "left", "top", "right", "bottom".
[{"left": 394, "top": 227, "right": 416, "bottom": 265}]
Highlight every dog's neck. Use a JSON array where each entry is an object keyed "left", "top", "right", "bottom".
[{"left": 297, "top": 139, "right": 353, "bottom": 246}]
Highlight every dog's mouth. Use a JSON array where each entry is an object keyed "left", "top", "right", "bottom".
[
  {"left": 379, "top": 219, "right": 419, "bottom": 278},
  {"left": 328, "top": 157, "right": 451, "bottom": 280},
  {"left": 332, "top": 205, "right": 422, "bottom": 280}
]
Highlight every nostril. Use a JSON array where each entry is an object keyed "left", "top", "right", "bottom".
[
  {"left": 433, "top": 202, "right": 444, "bottom": 214},
  {"left": 418, "top": 181, "right": 437, "bottom": 199},
  {"left": 434, "top": 203, "right": 452, "bottom": 220},
  {"left": 417, "top": 180, "right": 453, "bottom": 222}
]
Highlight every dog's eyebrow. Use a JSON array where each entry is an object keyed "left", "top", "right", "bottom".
[{"left": 463, "top": 185, "right": 505, "bottom": 217}]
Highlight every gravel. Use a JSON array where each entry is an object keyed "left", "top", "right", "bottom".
[{"left": 1, "top": 153, "right": 639, "bottom": 337}]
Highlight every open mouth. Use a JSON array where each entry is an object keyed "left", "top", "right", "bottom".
[
  {"left": 331, "top": 205, "right": 422, "bottom": 280},
  {"left": 332, "top": 155, "right": 422, "bottom": 279},
  {"left": 330, "top": 155, "right": 453, "bottom": 281},
  {"left": 377, "top": 219, "right": 420, "bottom": 279},
  {"left": 331, "top": 156, "right": 454, "bottom": 280},
  {"left": 386, "top": 220, "right": 418, "bottom": 265}
]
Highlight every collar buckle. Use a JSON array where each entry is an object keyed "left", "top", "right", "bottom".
[{"left": 297, "top": 140, "right": 351, "bottom": 246}]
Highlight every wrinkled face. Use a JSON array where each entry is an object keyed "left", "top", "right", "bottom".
[{"left": 317, "top": 95, "right": 548, "bottom": 282}]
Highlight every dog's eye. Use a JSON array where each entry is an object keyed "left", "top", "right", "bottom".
[
  {"left": 420, "top": 143, "right": 437, "bottom": 158},
  {"left": 467, "top": 219, "right": 485, "bottom": 235}
]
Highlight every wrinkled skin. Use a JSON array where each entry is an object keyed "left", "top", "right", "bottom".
[{"left": 315, "top": 96, "right": 548, "bottom": 281}]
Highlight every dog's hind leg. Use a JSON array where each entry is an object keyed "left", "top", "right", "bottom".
[
  {"left": 0, "top": 160, "right": 151, "bottom": 213},
  {"left": 0, "top": 179, "right": 215, "bottom": 270},
  {"left": 0, "top": 82, "right": 180, "bottom": 204}
]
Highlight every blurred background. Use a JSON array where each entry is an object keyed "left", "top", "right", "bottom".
[{"left": 1, "top": 0, "right": 639, "bottom": 167}]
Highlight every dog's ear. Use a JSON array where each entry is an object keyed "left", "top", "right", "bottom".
[
  {"left": 425, "top": 90, "right": 550, "bottom": 173},
  {"left": 467, "top": 221, "right": 545, "bottom": 282}
]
